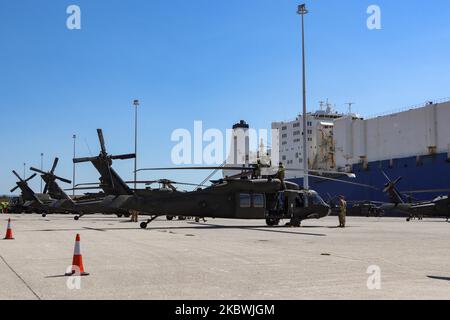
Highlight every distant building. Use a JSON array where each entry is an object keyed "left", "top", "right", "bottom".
[{"left": 272, "top": 102, "right": 353, "bottom": 179}]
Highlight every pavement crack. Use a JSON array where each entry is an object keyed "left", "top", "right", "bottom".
[{"left": 0, "top": 255, "right": 41, "bottom": 300}]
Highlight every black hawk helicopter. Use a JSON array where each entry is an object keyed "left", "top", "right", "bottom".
[
  {"left": 30, "top": 157, "right": 130, "bottom": 219},
  {"left": 73, "top": 129, "right": 373, "bottom": 229},
  {"left": 379, "top": 171, "right": 450, "bottom": 222},
  {"left": 9, "top": 170, "right": 60, "bottom": 214}
]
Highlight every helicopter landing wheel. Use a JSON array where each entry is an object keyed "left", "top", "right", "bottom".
[
  {"left": 42, "top": 213, "right": 47, "bottom": 218},
  {"left": 289, "top": 219, "right": 302, "bottom": 228},
  {"left": 74, "top": 216, "right": 80, "bottom": 221},
  {"left": 140, "top": 222, "right": 148, "bottom": 229},
  {"left": 406, "top": 218, "right": 411, "bottom": 222},
  {"left": 266, "top": 218, "right": 280, "bottom": 227}
]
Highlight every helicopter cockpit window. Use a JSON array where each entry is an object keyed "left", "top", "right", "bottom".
[
  {"left": 308, "top": 192, "right": 327, "bottom": 206},
  {"left": 253, "top": 194, "right": 265, "bottom": 208},
  {"left": 295, "top": 194, "right": 304, "bottom": 208},
  {"left": 239, "top": 194, "right": 251, "bottom": 208}
]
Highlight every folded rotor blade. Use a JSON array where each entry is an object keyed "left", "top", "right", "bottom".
[
  {"left": 10, "top": 186, "right": 19, "bottom": 193},
  {"left": 73, "top": 156, "right": 97, "bottom": 164},
  {"left": 65, "top": 186, "right": 104, "bottom": 191},
  {"left": 12, "top": 170, "right": 23, "bottom": 181},
  {"left": 25, "top": 173, "right": 37, "bottom": 182},
  {"left": 54, "top": 176, "right": 72, "bottom": 184},
  {"left": 30, "top": 167, "right": 47, "bottom": 175},
  {"left": 50, "top": 157, "right": 59, "bottom": 174},
  {"left": 97, "top": 129, "right": 107, "bottom": 154},
  {"left": 110, "top": 153, "right": 136, "bottom": 160},
  {"left": 381, "top": 170, "right": 391, "bottom": 182}
]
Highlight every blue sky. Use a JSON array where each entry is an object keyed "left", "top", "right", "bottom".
[{"left": 1, "top": 0, "right": 450, "bottom": 194}]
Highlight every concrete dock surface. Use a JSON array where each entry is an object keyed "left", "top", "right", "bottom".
[{"left": 0, "top": 214, "right": 448, "bottom": 300}]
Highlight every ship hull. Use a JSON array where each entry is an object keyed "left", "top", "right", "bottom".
[{"left": 289, "top": 153, "right": 450, "bottom": 203}]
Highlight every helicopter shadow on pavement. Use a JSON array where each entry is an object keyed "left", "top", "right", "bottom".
[{"left": 427, "top": 275, "right": 450, "bottom": 281}]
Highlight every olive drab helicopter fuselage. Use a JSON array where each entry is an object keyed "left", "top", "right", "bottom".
[{"left": 106, "top": 178, "right": 331, "bottom": 229}]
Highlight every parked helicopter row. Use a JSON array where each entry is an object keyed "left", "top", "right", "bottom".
[{"left": 8, "top": 129, "right": 450, "bottom": 226}]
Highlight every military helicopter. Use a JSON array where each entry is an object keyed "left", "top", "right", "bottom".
[
  {"left": 73, "top": 129, "right": 377, "bottom": 229},
  {"left": 30, "top": 157, "right": 130, "bottom": 219},
  {"left": 379, "top": 171, "right": 450, "bottom": 222},
  {"left": 9, "top": 170, "right": 57, "bottom": 214}
]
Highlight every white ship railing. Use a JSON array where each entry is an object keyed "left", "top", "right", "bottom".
[{"left": 365, "top": 97, "right": 450, "bottom": 119}]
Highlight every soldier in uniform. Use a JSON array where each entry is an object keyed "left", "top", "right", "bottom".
[
  {"left": 130, "top": 209, "right": 139, "bottom": 223},
  {"left": 276, "top": 162, "right": 286, "bottom": 190},
  {"left": 0, "top": 202, "right": 8, "bottom": 214},
  {"left": 338, "top": 195, "right": 347, "bottom": 228},
  {"left": 252, "top": 160, "right": 262, "bottom": 179}
]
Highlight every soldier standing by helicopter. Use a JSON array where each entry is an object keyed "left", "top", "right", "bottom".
[{"left": 338, "top": 195, "right": 347, "bottom": 228}]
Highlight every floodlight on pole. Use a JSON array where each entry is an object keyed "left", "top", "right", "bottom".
[
  {"left": 133, "top": 99, "right": 140, "bottom": 191},
  {"left": 297, "top": 3, "right": 309, "bottom": 191}
]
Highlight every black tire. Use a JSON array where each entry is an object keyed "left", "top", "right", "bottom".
[
  {"left": 74, "top": 216, "right": 80, "bottom": 221},
  {"left": 140, "top": 222, "right": 148, "bottom": 229},
  {"left": 266, "top": 218, "right": 280, "bottom": 227},
  {"left": 166, "top": 216, "right": 174, "bottom": 221},
  {"left": 117, "top": 214, "right": 123, "bottom": 218},
  {"left": 42, "top": 214, "right": 47, "bottom": 218}
]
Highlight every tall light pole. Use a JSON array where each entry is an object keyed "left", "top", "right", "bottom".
[
  {"left": 40, "top": 153, "right": 44, "bottom": 192},
  {"left": 133, "top": 100, "right": 140, "bottom": 191},
  {"left": 72, "top": 134, "right": 76, "bottom": 197},
  {"left": 297, "top": 3, "right": 309, "bottom": 191}
]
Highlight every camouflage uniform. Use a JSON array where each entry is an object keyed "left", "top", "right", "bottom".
[
  {"left": 1, "top": 202, "right": 8, "bottom": 214},
  {"left": 130, "top": 210, "right": 139, "bottom": 223},
  {"left": 277, "top": 163, "right": 286, "bottom": 190},
  {"left": 338, "top": 197, "right": 347, "bottom": 228}
]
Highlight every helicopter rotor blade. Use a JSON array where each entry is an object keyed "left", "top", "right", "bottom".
[
  {"left": 25, "top": 173, "right": 37, "bottom": 182},
  {"left": 286, "top": 168, "right": 356, "bottom": 178},
  {"left": 381, "top": 170, "right": 391, "bottom": 182},
  {"left": 50, "top": 157, "right": 59, "bottom": 174},
  {"left": 137, "top": 166, "right": 254, "bottom": 173},
  {"left": 97, "top": 129, "right": 107, "bottom": 154},
  {"left": 10, "top": 186, "right": 19, "bottom": 193},
  {"left": 65, "top": 186, "right": 104, "bottom": 191},
  {"left": 400, "top": 189, "right": 450, "bottom": 194},
  {"left": 110, "top": 153, "right": 136, "bottom": 161},
  {"left": 54, "top": 175, "right": 72, "bottom": 184},
  {"left": 73, "top": 156, "right": 97, "bottom": 164},
  {"left": 307, "top": 174, "right": 378, "bottom": 190},
  {"left": 30, "top": 167, "right": 47, "bottom": 175},
  {"left": 12, "top": 170, "right": 23, "bottom": 181}
]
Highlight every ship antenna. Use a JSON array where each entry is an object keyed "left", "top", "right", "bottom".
[
  {"left": 346, "top": 102, "right": 355, "bottom": 114},
  {"left": 319, "top": 101, "right": 325, "bottom": 111}
]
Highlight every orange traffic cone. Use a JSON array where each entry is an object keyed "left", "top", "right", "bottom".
[
  {"left": 65, "top": 234, "right": 89, "bottom": 276},
  {"left": 4, "top": 219, "right": 14, "bottom": 240}
]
